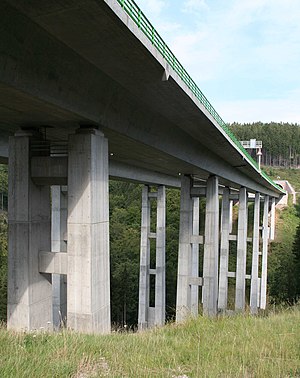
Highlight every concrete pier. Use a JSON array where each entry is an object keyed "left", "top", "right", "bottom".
[
  {"left": 7, "top": 131, "right": 52, "bottom": 330},
  {"left": 235, "top": 187, "right": 248, "bottom": 311},
  {"left": 51, "top": 186, "right": 67, "bottom": 328},
  {"left": 218, "top": 187, "right": 230, "bottom": 311},
  {"left": 67, "top": 127, "right": 111, "bottom": 333},
  {"left": 138, "top": 186, "right": 150, "bottom": 329},
  {"left": 191, "top": 197, "right": 200, "bottom": 316},
  {"left": 176, "top": 175, "right": 193, "bottom": 321},
  {"left": 250, "top": 192, "right": 260, "bottom": 314},
  {"left": 260, "top": 195, "right": 269, "bottom": 309},
  {"left": 138, "top": 185, "right": 166, "bottom": 329},
  {"left": 155, "top": 185, "right": 166, "bottom": 326},
  {"left": 202, "top": 176, "right": 219, "bottom": 316}
]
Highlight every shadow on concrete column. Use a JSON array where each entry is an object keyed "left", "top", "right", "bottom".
[
  {"left": 51, "top": 185, "right": 67, "bottom": 329},
  {"left": 7, "top": 130, "right": 52, "bottom": 331},
  {"left": 218, "top": 187, "right": 230, "bottom": 312}
]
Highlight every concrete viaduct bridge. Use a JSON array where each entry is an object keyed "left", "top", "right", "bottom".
[{"left": 1, "top": 0, "right": 283, "bottom": 333}]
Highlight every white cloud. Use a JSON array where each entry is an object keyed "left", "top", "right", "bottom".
[
  {"left": 182, "top": 0, "right": 209, "bottom": 14},
  {"left": 137, "top": 0, "right": 300, "bottom": 122},
  {"left": 140, "top": 0, "right": 167, "bottom": 16},
  {"left": 138, "top": 0, "right": 181, "bottom": 38}
]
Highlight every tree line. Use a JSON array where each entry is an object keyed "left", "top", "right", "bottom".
[{"left": 229, "top": 122, "right": 300, "bottom": 168}]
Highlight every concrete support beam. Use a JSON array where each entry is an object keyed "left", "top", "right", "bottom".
[
  {"left": 67, "top": 127, "right": 110, "bottom": 334},
  {"left": 51, "top": 186, "right": 67, "bottom": 328},
  {"left": 39, "top": 251, "right": 67, "bottom": 275},
  {"left": 31, "top": 157, "right": 68, "bottom": 186},
  {"left": 250, "top": 192, "right": 260, "bottom": 314},
  {"left": 218, "top": 187, "right": 230, "bottom": 311},
  {"left": 260, "top": 195, "right": 269, "bottom": 309},
  {"left": 270, "top": 197, "right": 276, "bottom": 241},
  {"left": 7, "top": 131, "right": 52, "bottom": 331},
  {"left": 176, "top": 175, "right": 193, "bottom": 321},
  {"left": 31, "top": 156, "right": 180, "bottom": 188},
  {"left": 202, "top": 175, "right": 219, "bottom": 316},
  {"left": 235, "top": 187, "right": 248, "bottom": 311},
  {"left": 138, "top": 185, "right": 166, "bottom": 329}
]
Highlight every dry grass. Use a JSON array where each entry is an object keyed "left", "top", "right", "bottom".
[{"left": 0, "top": 306, "right": 299, "bottom": 377}]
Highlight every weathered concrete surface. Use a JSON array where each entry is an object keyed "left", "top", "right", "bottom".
[
  {"left": 7, "top": 132, "right": 52, "bottom": 331},
  {"left": 191, "top": 197, "right": 200, "bottom": 316},
  {"left": 235, "top": 187, "right": 248, "bottom": 311},
  {"left": 176, "top": 175, "right": 193, "bottom": 321},
  {"left": 155, "top": 186, "right": 166, "bottom": 327},
  {"left": 138, "top": 185, "right": 166, "bottom": 329},
  {"left": 51, "top": 186, "right": 67, "bottom": 328},
  {"left": 138, "top": 186, "right": 150, "bottom": 330},
  {"left": 67, "top": 128, "right": 110, "bottom": 333},
  {"left": 202, "top": 176, "right": 219, "bottom": 316},
  {"left": 218, "top": 187, "right": 230, "bottom": 311},
  {"left": 31, "top": 156, "right": 181, "bottom": 188},
  {"left": 250, "top": 192, "right": 260, "bottom": 314},
  {"left": 260, "top": 196, "right": 269, "bottom": 309}
]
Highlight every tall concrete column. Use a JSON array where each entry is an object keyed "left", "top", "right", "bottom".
[
  {"left": 203, "top": 175, "right": 219, "bottom": 316},
  {"left": 8, "top": 130, "right": 52, "bottom": 330},
  {"left": 270, "top": 197, "right": 276, "bottom": 241},
  {"left": 51, "top": 186, "right": 67, "bottom": 328},
  {"left": 176, "top": 175, "right": 193, "bottom": 321},
  {"left": 260, "top": 195, "right": 269, "bottom": 309},
  {"left": 138, "top": 186, "right": 150, "bottom": 329},
  {"left": 235, "top": 187, "right": 248, "bottom": 311},
  {"left": 191, "top": 197, "right": 200, "bottom": 316},
  {"left": 67, "top": 127, "right": 110, "bottom": 333},
  {"left": 229, "top": 200, "right": 233, "bottom": 234},
  {"left": 155, "top": 185, "right": 166, "bottom": 326},
  {"left": 250, "top": 192, "right": 260, "bottom": 314},
  {"left": 138, "top": 185, "right": 166, "bottom": 329},
  {"left": 218, "top": 187, "right": 230, "bottom": 311}
]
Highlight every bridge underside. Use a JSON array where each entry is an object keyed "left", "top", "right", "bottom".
[{"left": 1, "top": 0, "right": 282, "bottom": 196}]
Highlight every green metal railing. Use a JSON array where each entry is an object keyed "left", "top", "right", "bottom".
[{"left": 116, "top": 0, "right": 283, "bottom": 192}]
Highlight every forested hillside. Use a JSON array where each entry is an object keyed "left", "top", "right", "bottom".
[{"left": 230, "top": 122, "right": 300, "bottom": 168}]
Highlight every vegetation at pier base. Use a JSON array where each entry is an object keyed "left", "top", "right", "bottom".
[{"left": 0, "top": 306, "right": 299, "bottom": 377}]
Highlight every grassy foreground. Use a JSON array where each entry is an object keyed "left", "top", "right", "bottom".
[{"left": 0, "top": 307, "right": 299, "bottom": 378}]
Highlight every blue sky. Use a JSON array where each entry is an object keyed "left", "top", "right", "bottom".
[{"left": 136, "top": 0, "right": 300, "bottom": 124}]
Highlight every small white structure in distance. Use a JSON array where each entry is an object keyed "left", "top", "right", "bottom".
[
  {"left": 240, "top": 139, "right": 263, "bottom": 170},
  {"left": 274, "top": 180, "right": 296, "bottom": 206}
]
